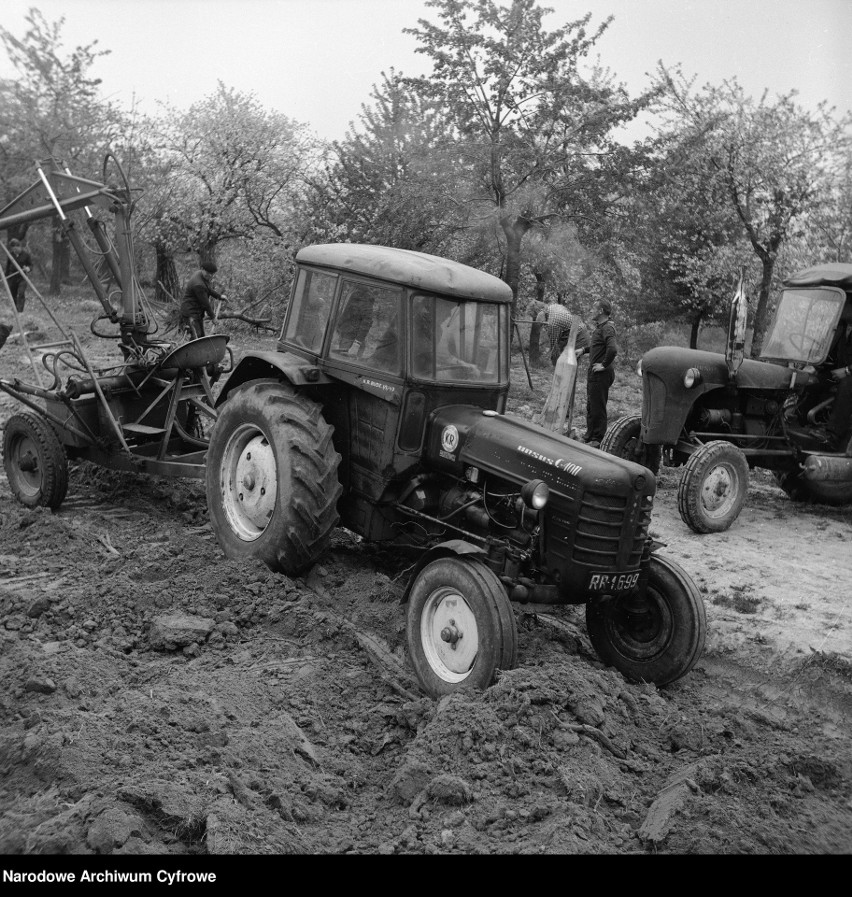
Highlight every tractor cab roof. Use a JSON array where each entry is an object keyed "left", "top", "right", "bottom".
[
  {"left": 296, "top": 244, "right": 513, "bottom": 304},
  {"left": 782, "top": 263, "right": 852, "bottom": 292}
]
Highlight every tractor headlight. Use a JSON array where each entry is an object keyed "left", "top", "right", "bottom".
[
  {"left": 683, "top": 367, "right": 702, "bottom": 389},
  {"left": 636, "top": 358, "right": 643, "bottom": 377},
  {"left": 521, "top": 479, "right": 549, "bottom": 510}
]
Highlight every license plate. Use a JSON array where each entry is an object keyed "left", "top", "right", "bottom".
[{"left": 588, "top": 571, "right": 640, "bottom": 592}]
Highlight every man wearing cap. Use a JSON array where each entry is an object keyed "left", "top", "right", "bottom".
[
  {"left": 578, "top": 299, "right": 618, "bottom": 447},
  {"left": 4, "top": 238, "right": 33, "bottom": 312},
  {"left": 179, "top": 260, "right": 228, "bottom": 338}
]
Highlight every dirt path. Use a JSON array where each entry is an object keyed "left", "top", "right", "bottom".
[{"left": 0, "top": 311, "right": 850, "bottom": 855}]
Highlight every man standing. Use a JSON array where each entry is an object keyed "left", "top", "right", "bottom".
[
  {"left": 179, "top": 260, "right": 227, "bottom": 338},
  {"left": 579, "top": 299, "right": 617, "bottom": 447},
  {"left": 4, "top": 238, "right": 33, "bottom": 312}
]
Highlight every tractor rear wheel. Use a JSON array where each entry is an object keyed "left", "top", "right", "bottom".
[
  {"left": 677, "top": 440, "right": 749, "bottom": 533},
  {"left": 585, "top": 554, "right": 706, "bottom": 686},
  {"left": 406, "top": 557, "right": 517, "bottom": 697},
  {"left": 600, "top": 414, "right": 662, "bottom": 474},
  {"left": 205, "top": 380, "right": 342, "bottom": 575},
  {"left": 2, "top": 412, "right": 68, "bottom": 509}
]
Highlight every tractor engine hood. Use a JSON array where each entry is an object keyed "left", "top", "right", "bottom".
[
  {"left": 640, "top": 346, "right": 819, "bottom": 445},
  {"left": 642, "top": 346, "right": 812, "bottom": 391},
  {"left": 424, "top": 405, "right": 655, "bottom": 503}
]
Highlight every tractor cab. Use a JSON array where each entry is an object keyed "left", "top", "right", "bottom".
[{"left": 274, "top": 244, "right": 513, "bottom": 540}]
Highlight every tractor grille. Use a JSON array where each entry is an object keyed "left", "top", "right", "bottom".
[
  {"left": 572, "top": 490, "right": 653, "bottom": 569},
  {"left": 642, "top": 372, "right": 667, "bottom": 430}
]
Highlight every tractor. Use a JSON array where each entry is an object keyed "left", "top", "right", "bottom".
[
  {"left": 0, "top": 154, "right": 706, "bottom": 697},
  {"left": 204, "top": 243, "right": 706, "bottom": 695},
  {"left": 601, "top": 264, "right": 852, "bottom": 534}
]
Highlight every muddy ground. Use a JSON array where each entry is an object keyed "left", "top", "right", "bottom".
[{"left": 0, "top": 296, "right": 850, "bottom": 855}]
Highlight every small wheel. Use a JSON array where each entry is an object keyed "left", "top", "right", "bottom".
[
  {"left": 600, "top": 414, "right": 662, "bottom": 474},
  {"left": 406, "top": 557, "right": 517, "bottom": 697},
  {"left": 586, "top": 554, "right": 706, "bottom": 686},
  {"left": 677, "top": 440, "right": 749, "bottom": 533},
  {"left": 205, "top": 380, "right": 342, "bottom": 575},
  {"left": 2, "top": 412, "right": 69, "bottom": 509}
]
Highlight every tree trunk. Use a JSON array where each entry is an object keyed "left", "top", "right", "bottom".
[
  {"left": 49, "top": 220, "right": 68, "bottom": 296},
  {"left": 528, "top": 272, "right": 547, "bottom": 366},
  {"left": 154, "top": 243, "right": 181, "bottom": 303},
  {"left": 689, "top": 313, "right": 703, "bottom": 349},
  {"left": 750, "top": 258, "right": 776, "bottom": 358},
  {"left": 500, "top": 215, "right": 531, "bottom": 314}
]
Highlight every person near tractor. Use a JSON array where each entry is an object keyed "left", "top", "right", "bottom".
[
  {"left": 4, "top": 238, "right": 33, "bottom": 312},
  {"left": 179, "top": 261, "right": 227, "bottom": 338},
  {"left": 579, "top": 299, "right": 617, "bottom": 447},
  {"left": 336, "top": 287, "right": 375, "bottom": 356},
  {"left": 544, "top": 296, "right": 590, "bottom": 366}
]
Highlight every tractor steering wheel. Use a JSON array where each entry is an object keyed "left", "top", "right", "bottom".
[{"left": 788, "top": 332, "right": 818, "bottom": 354}]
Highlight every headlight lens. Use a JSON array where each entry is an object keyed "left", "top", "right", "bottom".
[
  {"left": 636, "top": 358, "right": 643, "bottom": 376},
  {"left": 683, "top": 367, "right": 702, "bottom": 388},
  {"left": 521, "top": 479, "right": 550, "bottom": 510}
]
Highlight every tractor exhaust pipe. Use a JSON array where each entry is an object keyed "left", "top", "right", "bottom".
[{"left": 802, "top": 454, "right": 852, "bottom": 483}]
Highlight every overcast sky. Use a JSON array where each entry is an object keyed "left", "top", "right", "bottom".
[{"left": 1, "top": 0, "right": 850, "bottom": 142}]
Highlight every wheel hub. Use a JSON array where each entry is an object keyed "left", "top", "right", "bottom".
[
  {"left": 221, "top": 427, "right": 278, "bottom": 540},
  {"left": 702, "top": 465, "right": 735, "bottom": 515},
  {"left": 440, "top": 619, "right": 463, "bottom": 647},
  {"left": 422, "top": 589, "right": 478, "bottom": 681}
]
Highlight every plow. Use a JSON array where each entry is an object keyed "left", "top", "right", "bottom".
[{"left": 0, "top": 153, "right": 231, "bottom": 508}]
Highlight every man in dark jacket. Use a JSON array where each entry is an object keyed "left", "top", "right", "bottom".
[
  {"left": 179, "top": 261, "right": 227, "bottom": 337},
  {"left": 579, "top": 299, "right": 617, "bottom": 447},
  {"left": 4, "top": 238, "right": 33, "bottom": 312}
]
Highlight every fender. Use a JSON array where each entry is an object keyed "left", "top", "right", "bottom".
[
  {"left": 215, "top": 350, "right": 333, "bottom": 406},
  {"left": 400, "top": 539, "right": 486, "bottom": 603}
]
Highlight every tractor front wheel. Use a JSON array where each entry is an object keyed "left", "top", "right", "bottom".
[
  {"left": 205, "top": 380, "right": 342, "bottom": 575},
  {"left": 2, "top": 412, "right": 68, "bottom": 509},
  {"left": 677, "top": 440, "right": 749, "bottom": 533},
  {"left": 585, "top": 554, "right": 706, "bottom": 686},
  {"left": 600, "top": 414, "right": 662, "bottom": 474},
  {"left": 406, "top": 557, "right": 517, "bottom": 697}
]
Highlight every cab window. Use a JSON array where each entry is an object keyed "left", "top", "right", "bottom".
[
  {"left": 328, "top": 281, "right": 402, "bottom": 375},
  {"left": 282, "top": 268, "right": 337, "bottom": 353},
  {"left": 410, "top": 295, "right": 504, "bottom": 382}
]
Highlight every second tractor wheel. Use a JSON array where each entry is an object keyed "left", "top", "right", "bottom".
[
  {"left": 406, "top": 557, "right": 517, "bottom": 697},
  {"left": 585, "top": 554, "right": 706, "bottom": 686},
  {"left": 677, "top": 440, "right": 749, "bottom": 533},
  {"left": 2, "top": 412, "right": 69, "bottom": 510},
  {"left": 205, "top": 380, "right": 343, "bottom": 575},
  {"left": 600, "top": 414, "right": 662, "bottom": 474}
]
